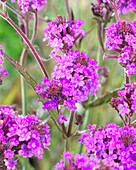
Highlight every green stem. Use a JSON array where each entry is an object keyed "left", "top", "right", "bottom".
[
  {"left": 64, "top": 138, "right": 70, "bottom": 152},
  {"left": 19, "top": 14, "right": 29, "bottom": 170},
  {"left": 23, "top": 158, "right": 28, "bottom": 170},
  {"left": 49, "top": 110, "right": 68, "bottom": 139},
  {"left": 65, "top": 0, "right": 71, "bottom": 19},
  {"left": 77, "top": 110, "right": 89, "bottom": 154}
]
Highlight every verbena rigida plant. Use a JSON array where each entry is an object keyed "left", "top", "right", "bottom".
[{"left": 0, "top": 0, "right": 136, "bottom": 169}]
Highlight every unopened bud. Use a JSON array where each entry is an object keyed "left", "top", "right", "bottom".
[{"left": 75, "top": 114, "right": 83, "bottom": 125}]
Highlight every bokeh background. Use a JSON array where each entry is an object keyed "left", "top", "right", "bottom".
[{"left": 0, "top": 0, "right": 136, "bottom": 169}]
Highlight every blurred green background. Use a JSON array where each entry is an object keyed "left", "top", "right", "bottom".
[{"left": 0, "top": 0, "right": 136, "bottom": 169}]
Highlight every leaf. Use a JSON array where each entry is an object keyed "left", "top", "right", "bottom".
[
  {"left": 85, "top": 87, "right": 125, "bottom": 108},
  {"left": 4, "top": 53, "right": 44, "bottom": 101}
]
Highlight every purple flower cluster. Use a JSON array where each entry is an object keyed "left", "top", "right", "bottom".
[
  {"left": 43, "top": 15, "right": 85, "bottom": 57},
  {"left": 102, "top": 0, "right": 136, "bottom": 14},
  {"left": 36, "top": 50, "right": 100, "bottom": 111},
  {"left": 55, "top": 151, "right": 100, "bottom": 170},
  {"left": 0, "top": 45, "right": 8, "bottom": 82},
  {"left": 104, "top": 20, "right": 136, "bottom": 75},
  {"left": 0, "top": 105, "right": 51, "bottom": 170},
  {"left": 110, "top": 82, "right": 136, "bottom": 117},
  {"left": 52, "top": 50, "right": 100, "bottom": 100},
  {"left": 118, "top": 0, "right": 136, "bottom": 14},
  {"left": 11, "top": 0, "right": 47, "bottom": 13},
  {"left": 79, "top": 123, "right": 136, "bottom": 169}
]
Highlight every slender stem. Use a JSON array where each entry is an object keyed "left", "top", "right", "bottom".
[
  {"left": 65, "top": 138, "right": 70, "bottom": 152},
  {"left": 67, "top": 111, "right": 75, "bottom": 137},
  {"left": 31, "top": 11, "right": 38, "bottom": 43},
  {"left": 106, "top": 0, "right": 119, "bottom": 21},
  {"left": 115, "top": 107, "right": 127, "bottom": 125},
  {"left": 20, "top": 48, "right": 28, "bottom": 116},
  {"left": 18, "top": 13, "right": 29, "bottom": 170},
  {"left": 0, "top": 11, "right": 49, "bottom": 78},
  {"left": 20, "top": 48, "right": 28, "bottom": 66},
  {"left": 128, "top": 117, "right": 131, "bottom": 126},
  {"left": 2, "top": 2, "right": 7, "bottom": 16},
  {"left": 49, "top": 110, "right": 68, "bottom": 139},
  {"left": 106, "top": 0, "right": 114, "bottom": 9},
  {"left": 6, "top": 3, "right": 25, "bottom": 19},
  {"left": 125, "top": 71, "right": 129, "bottom": 84},
  {"left": 25, "top": 17, "right": 29, "bottom": 39},
  {"left": 120, "top": 114, "right": 127, "bottom": 125},
  {"left": 77, "top": 110, "right": 89, "bottom": 154},
  {"left": 62, "top": 123, "right": 67, "bottom": 135},
  {"left": 114, "top": 8, "right": 119, "bottom": 21},
  {"left": 65, "top": 0, "right": 71, "bottom": 19},
  {"left": 23, "top": 159, "right": 28, "bottom": 170},
  {"left": 97, "top": 45, "right": 101, "bottom": 69},
  {"left": 130, "top": 119, "right": 136, "bottom": 127},
  {"left": 72, "top": 125, "right": 79, "bottom": 136}
]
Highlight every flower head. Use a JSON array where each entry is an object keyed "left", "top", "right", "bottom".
[
  {"left": 36, "top": 50, "right": 100, "bottom": 111},
  {"left": 0, "top": 45, "right": 8, "bottom": 84},
  {"left": 11, "top": 0, "right": 47, "bottom": 13},
  {"left": 52, "top": 50, "right": 100, "bottom": 101},
  {"left": 79, "top": 123, "right": 136, "bottom": 169},
  {"left": 104, "top": 20, "right": 136, "bottom": 75},
  {"left": 110, "top": 81, "right": 136, "bottom": 117},
  {"left": 0, "top": 105, "right": 51, "bottom": 169},
  {"left": 43, "top": 15, "right": 85, "bottom": 57},
  {"left": 55, "top": 151, "right": 100, "bottom": 170}
]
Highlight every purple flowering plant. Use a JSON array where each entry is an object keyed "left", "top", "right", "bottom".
[{"left": 1, "top": 0, "right": 136, "bottom": 169}]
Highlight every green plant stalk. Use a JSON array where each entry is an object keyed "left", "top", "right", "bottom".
[
  {"left": 23, "top": 158, "right": 28, "bottom": 170},
  {"left": 77, "top": 109, "right": 89, "bottom": 154}
]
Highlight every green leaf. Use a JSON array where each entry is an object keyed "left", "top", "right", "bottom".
[
  {"left": 85, "top": 87, "right": 125, "bottom": 108},
  {"left": 4, "top": 53, "right": 44, "bottom": 102}
]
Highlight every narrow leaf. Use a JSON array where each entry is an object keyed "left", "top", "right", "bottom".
[
  {"left": 4, "top": 53, "right": 43, "bottom": 101},
  {"left": 86, "top": 87, "right": 125, "bottom": 108}
]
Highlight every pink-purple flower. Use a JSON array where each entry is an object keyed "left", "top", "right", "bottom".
[
  {"left": 0, "top": 45, "right": 8, "bottom": 83},
  {"left": 55, "top": 151, "right": 100, "bottom": 170},
  {"left": 110, "top": 82, "right": 136, "bottom": 117},
  {"left": 43, "top": 15, "right": 85, "bottom": 57},
  {"left": 36, "top": 50, "right": 100, "bottom": 111},
  {"left": 104, "top": 20, "right": 136, "bottom": 75},
  {"left": 0, "top": 105, "right": 51, "bottom": 170},
  {"left": 79, "top": 123, "right": 136, "bottom": 169},
  {"left": 11, "top": 0, "right": 47, "bottom": 13}
]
